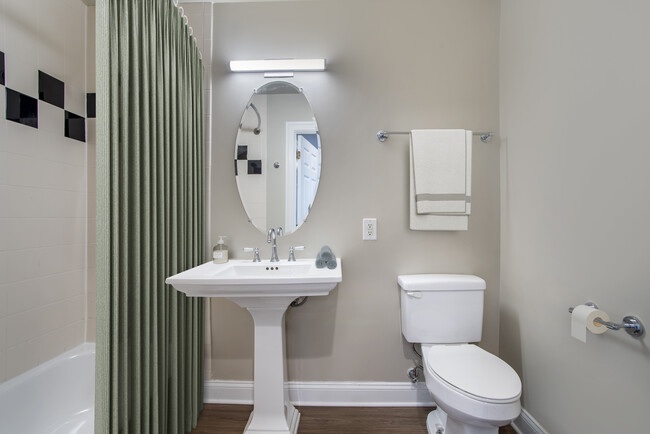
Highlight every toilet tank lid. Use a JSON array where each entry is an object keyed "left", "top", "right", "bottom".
[{"left": 397, "top": 274, "right": 486, "bottom": 291}]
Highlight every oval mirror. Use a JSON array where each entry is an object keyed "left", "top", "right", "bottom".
[{"left": 235, "top": 81, "right": 322, "bottom": 235}]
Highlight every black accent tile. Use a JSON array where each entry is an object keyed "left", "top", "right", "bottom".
[
  {"left": 0, "top": 51, "right": 5, "bottom": 86},
  {"left": 86, "top": 93, "right": 96, "bottom": 118},
  {"left": 248, "top": 160, "right": 262, "bottom": 175},
  {"left": 237, "top": 145, "right": 248, "bottom": 160},
  {"left": 234, "top": 159, "right": 238, "bottom": 176},
  {"left": 6, "top": 88, "right": 38, "bottom": 128},
  {"left": 39, "top": 70, "right": 64, "bottom": 109},
  {"left": 65, "top": 111, "right": 86, "bottom": 142}
]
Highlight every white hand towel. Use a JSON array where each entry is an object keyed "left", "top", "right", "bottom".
[
  {"left": 411, "top": 129, "right": 471, "bottom": 215},
  {"left": 409, "top": 130, "right": 472, "bottom": 231},
  {"left": 409, "top": 144, "right": 468, "bottom": 230}
]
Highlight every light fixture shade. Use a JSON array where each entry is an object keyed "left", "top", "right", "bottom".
[{"left": 229, "top": 58, "right": 326, "bottom": 73}]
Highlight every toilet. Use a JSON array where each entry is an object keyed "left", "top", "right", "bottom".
[{"left": 398, "top": 274, "right": 521, "bottom": 434}]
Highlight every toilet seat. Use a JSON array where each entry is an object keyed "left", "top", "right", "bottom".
[
  {"left": 423, "top": 344, "right": 521, "bottom": 404},
  {"left": 421, "top": 343, "right": 522, "bottom": 428}
]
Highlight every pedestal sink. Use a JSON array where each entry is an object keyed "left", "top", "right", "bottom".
[{"left": 166, "top": 258, "right": 342, "bottom": 434}]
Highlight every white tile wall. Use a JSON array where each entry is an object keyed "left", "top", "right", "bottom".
[
  {"left": 4, "top": 270, "right": 84, "bottom": 314},
  {"left": 64, "top": 0, "right": 86, "bottom": 98},
  {"left": 5, "top": 57, "right": 39, "bottom": 97},
  {"left": 0, "top": 284, "right": 7, "bottom": 318},
  {"left": 0, "top": 2, "right": 5, "bottom": 51},
  {"left": 0, "top": 317, "right": 6, "bottom": 350},
  {"left": 37, "top": 0, "right": 67, "bottom": 79},
  {"left": 38, "top": 101, "right": 65, "bottom": 135},
  {"left": 2, "top": 122, "right": 87, "bottom": 167},
  {"left": 65, "top": 85, "right": 86, "bottom": 118},
  {"left": 0, "top": 218, "right": 40, "bottom": 251},
  {"left": 5, "top": 339, "right": 39, "bottom": 379},
  {"left": 85, "top": 7, "right": 96, "bottom": 343},
  {"left": 0, "top": 0, "right": 91, "bottom": 383},
  {"left": 3, "top": 0, "right": 40, "bottom": 66},
  {"left": 85, "top": 7, "right": 96, "bottom": 93}
]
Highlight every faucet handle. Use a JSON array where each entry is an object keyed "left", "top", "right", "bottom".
[
  {"left": 288, "top": 246, "right": 305, "bottom": 262},
  {"left": 243, "top": 247, "right": 261, "bottom": 262}
]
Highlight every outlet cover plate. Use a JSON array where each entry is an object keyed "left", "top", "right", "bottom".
[{"left": 363, "top": 218, "right": 377, "bottom": 240}]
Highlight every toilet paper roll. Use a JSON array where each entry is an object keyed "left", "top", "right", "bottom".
[{"left": 571, "top": 305, "right": 611, "bottom": 342}]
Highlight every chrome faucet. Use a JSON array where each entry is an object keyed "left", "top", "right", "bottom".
[
  {"left": 243, "top": 247, "right": 261, "bottom": 262},
  {"left": 267, "top": 226, "right": 283, "bottom": 262},
  {"left": 288, "top": 246, "right": 305, "bottom": 262}
]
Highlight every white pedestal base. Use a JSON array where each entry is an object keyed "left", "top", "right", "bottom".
[
  {"left": 230, "top": 296, "right": 300, "bottom": 434},
  {"left": 243, "top": 404, "right": 300, "bottom": 434}
]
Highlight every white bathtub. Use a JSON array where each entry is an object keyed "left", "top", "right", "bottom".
[{"left": 0, "top": 343, "right": 95, "bottom": 434}]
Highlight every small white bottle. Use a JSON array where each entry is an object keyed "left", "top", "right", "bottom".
[{"left": 212, "top": 236, "right": 229, "bottom": 264}]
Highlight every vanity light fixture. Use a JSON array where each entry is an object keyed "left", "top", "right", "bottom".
[{"left": 229, "top": 58, "right": 326, "bottom": 78}]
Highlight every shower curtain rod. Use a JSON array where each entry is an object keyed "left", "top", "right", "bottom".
[{"left": 376, "top": 130, "right": 495, "bottom": 143}]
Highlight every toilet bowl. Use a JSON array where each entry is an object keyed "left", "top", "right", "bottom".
[
  {"left": 397, "top": 274, "right": 522, "bottom": 434},
  {"left": 422, "top": 344, "right": 521, "bottom": 434}
]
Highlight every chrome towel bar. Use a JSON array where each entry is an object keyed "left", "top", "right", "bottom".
[
  {"left": 568, "top": 303, "right": 645, "bottom": 337},
  {"left": 376, "top": 130, "right": 495, "bottom": 143}
]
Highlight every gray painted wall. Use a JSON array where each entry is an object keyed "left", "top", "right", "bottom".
[
  {"left": 209, "top": 0, "right": 501, "bottom": 382},
  {"left": 0, "top": 0, "right": 90, "bottom": 382},
  {"left": 500, "top": 1, "right": 650, "bottom": 433}
]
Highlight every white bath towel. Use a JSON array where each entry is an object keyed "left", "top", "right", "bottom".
[
  {"left": 411, "top": 129, "right": 471, "bottom": 215},
  {"left": 409, "top": 129, "right": 472, "bottom": 231}
]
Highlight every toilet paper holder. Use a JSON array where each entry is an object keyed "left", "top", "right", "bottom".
[{"left": 568, "top": 302, "right": 645, "bottom": 337}]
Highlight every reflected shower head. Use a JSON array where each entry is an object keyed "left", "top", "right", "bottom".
[{"left": 248, "top": 102, "right": 261, "bottom": 135}]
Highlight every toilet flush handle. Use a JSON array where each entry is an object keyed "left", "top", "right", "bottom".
[{"left": 406, "top": 291, "right": 422, "bottom": 298}]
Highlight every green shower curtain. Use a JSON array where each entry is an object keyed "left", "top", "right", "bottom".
[{"left": 95, "top": 1, "right": 205, "bottom": 432}]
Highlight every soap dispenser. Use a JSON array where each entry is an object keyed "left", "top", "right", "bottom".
[{"left": 212, "top": 236, "right": 229, "bottom": 264}]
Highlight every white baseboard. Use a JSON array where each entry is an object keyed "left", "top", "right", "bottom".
[
  {"left": 512, "top": 409, "right": 548, "bottom": 434},
  {"left": 204, "top": 380, "right": 434, "bottom": 407},
  {"left": 205, "top": 382, "right": 547, "bottom": 433}
]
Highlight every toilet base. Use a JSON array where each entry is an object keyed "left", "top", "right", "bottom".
[
  {"left": 427, "top": 408, "right": 499, "bottom": 434},
  {"left": 426, "top": 408, "right": 447, "bottom": 434}
]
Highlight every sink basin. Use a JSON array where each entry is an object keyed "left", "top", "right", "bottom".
[
  {"left": 166, "top": 257, "right": 342, "bottom": 434},
  {"left": 165, "top": 258, "right": 342, "bottom": 298}
]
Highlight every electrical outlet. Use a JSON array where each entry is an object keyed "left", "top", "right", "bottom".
[{"left": 362, "top": 218, "right": 377, "bottom": 240}]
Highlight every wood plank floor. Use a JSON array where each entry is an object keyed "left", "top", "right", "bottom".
[{"left": 191, "top": 404, "right": 517, "bottom": 433}]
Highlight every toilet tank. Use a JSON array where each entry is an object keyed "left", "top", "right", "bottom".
[{"left": 398, "top": 274, "right": 486, "bottom": 344}]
